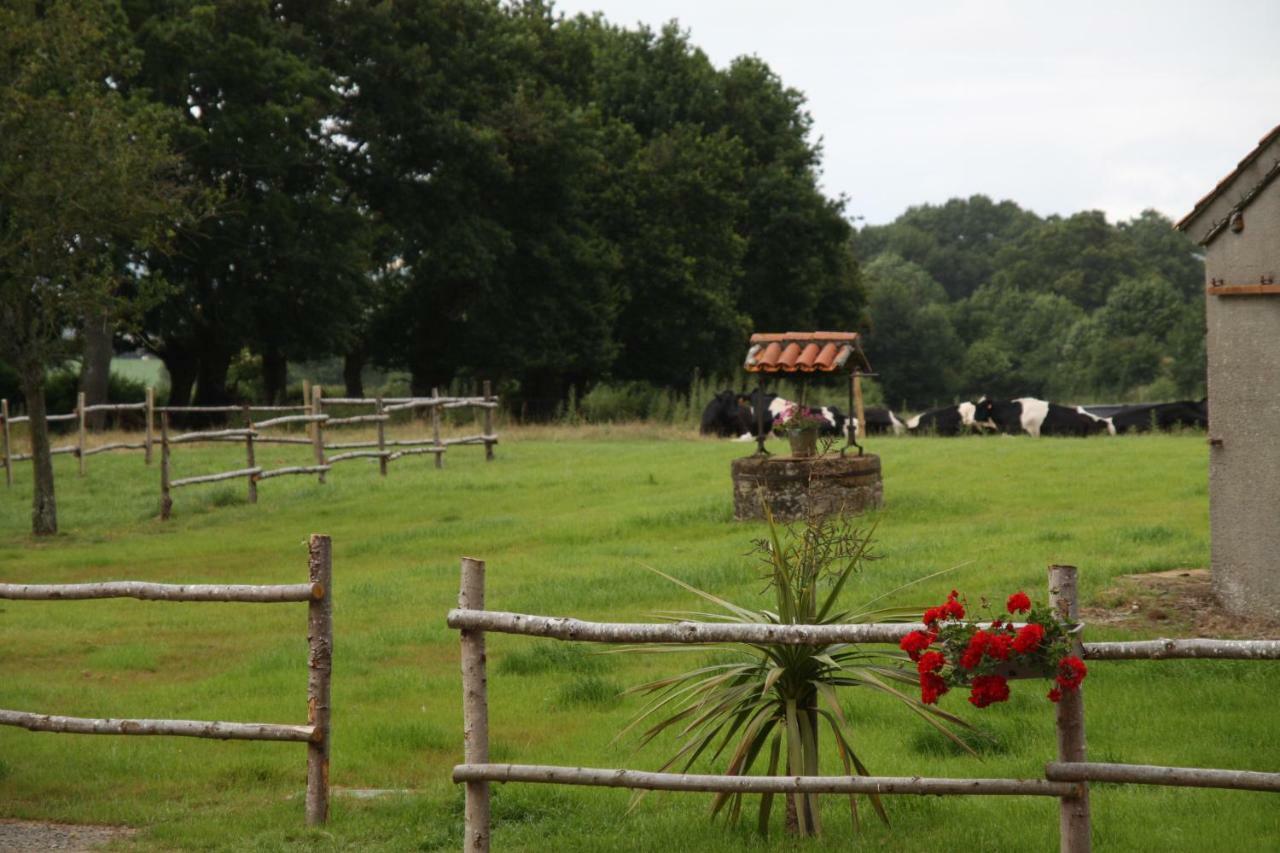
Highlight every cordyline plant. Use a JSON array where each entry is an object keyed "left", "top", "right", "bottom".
[{"left": 617, "top": 507, "right": 971, "bottom": 838}]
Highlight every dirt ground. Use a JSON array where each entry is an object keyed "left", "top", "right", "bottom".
[
  {"left": 1083, "top": 568, "right": 1280, "bottom": 639},
  {"left": 0, "top": 820, "right": 136, "bottom": 852}
]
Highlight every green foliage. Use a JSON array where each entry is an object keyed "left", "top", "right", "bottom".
[{"left": 623, "top": 510, "right": 966, "bottom": 837}]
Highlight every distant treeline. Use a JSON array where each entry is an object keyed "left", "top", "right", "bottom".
[
  {"left": 1, "top": 3, "right": 1205, "bottom": 421},
  {"left": 852, "top": 197, "right": 1205, "bottom": 409}
]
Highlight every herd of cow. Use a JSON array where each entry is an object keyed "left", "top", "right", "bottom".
[{"left": 699, "top": 389, "right": 1209, "bottom": 440}]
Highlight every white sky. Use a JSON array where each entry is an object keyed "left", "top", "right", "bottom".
[{"left": 554, "top": 0, "right": 1280, "bottom": 225}]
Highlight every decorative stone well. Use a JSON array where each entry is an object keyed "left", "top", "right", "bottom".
[{"left": 731, "top": 453, "right": 883, "bottom": 522}]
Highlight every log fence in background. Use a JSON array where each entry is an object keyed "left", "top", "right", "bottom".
[
  {"left": 446, "top": 563, "right": 1279, "bottom": 852},
  {"left": 0, "top": 534, "right": 334, "bottom": 825}
]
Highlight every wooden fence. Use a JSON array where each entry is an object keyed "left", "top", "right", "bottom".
[
  {"left": 0, "top": 534, "right": 334, "bottom": 826},
  {"left": 1, "top": 383, "right": 500, "bottom": 519},
  {"left": 446, "top": 561, "right": 1280, "bottom": 852}
]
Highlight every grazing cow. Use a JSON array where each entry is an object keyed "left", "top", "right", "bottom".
[
  {"left": 973, "top": 397, "right": 1109, "bottom": 437},
  {"left": 742, "top": 390, "right": 847, "bottom": 437},
  {"left": 1075, "top": 406, "right": 1116, "bottom": 436},
  {"left": 699, "top": 390, "right": 753, "bottom": 437},
  {"left": 857, "top": 407, "right": 907, "bottom": 436},
  {"left": 905, "top": 402, "right": 993, "bottom": 435},
  {"left": 1107, "top": 400, "right": 1209, "bottom": 434}
]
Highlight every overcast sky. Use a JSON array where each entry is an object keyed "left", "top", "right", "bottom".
[{"left": 554, "top": 0, "right": 1279, "bottom": 225}]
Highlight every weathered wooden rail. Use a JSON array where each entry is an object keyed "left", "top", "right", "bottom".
[
  {"left": 446, "top": 562, "right": 1279, "bottom": 852},
  {"left": 0, "top": 534, "right": 334, "bottom": 825},
  {"left": 2, "top": 385, "right": 500, "bottom": 522}
]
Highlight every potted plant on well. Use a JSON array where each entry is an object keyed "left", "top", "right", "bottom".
[{"left": 771, "top": 403, "right": 829, "bottom": 457}]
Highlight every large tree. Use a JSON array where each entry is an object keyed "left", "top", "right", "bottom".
[{"left": 0, "top": 0, "right": 191, "bottom": 534}]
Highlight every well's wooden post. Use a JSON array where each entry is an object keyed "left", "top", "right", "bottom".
[
  {"left": 160, "top": 412, "right": 172, "bottom": 520},
  {"left": 311, "top": 385, "right": 327, "bottom": 484},
  {"left": 376, "top": 397, "right": 387, "bottom": 476},
  {"left": 306, "top": 534, "right": 333, "bottom": 826},
  {"left": 244, "top": 405, "right": 257, "bottom": 505},
  {"left": 482, "top": 380, "right": 495, "bottom": 462},
  {"left": 1049, "top": 564, "right": 1091, "bottom": 853},
  {"left": 76, "top": 391, "right": 86, "bottom": 476},
  {"left": 2, "top": 398, "right": 11, "bottom": 488},
  {"left": 144, "top": 386, "right": 155, "bottom": 465},
  {"left": 459, "top": 557, "right": 490, "bottom": 852},
  {"left": 432, "top": 387, "right": 444, "bottom": 469},
  {"left": 853, "top": 371, "right": 867, "bottom": 444}
]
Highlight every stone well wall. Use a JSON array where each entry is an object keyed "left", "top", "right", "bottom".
[{"left": 731, "top": 453, "right": 883, "bottom": 522}]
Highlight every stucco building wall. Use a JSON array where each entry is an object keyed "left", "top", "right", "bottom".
[{"left": 1195, "top": 144, "right": 1280, "bottom": 616}]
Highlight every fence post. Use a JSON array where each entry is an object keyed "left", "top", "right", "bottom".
[
  {"left": 77, "top": 391, "right": 86, "bottom": 477},
  {"left": 2, "top": 398, "right": 11, "bottom": 488},
  {"left": 244, "top": 405, "right": 257, "bottom": 505},
  {"left": 303, "top": 378, "right": 312, "bottom": 437},
  {"left": 459, "top": 557, "right": 490, "bottom": 852},
  {"left": 160, "top": 412, "right": 172, "bottom": 521},
  {"left": 311, "top": 385, "right": 327, "bottom": 484},
  {"left": 432, "top": 387, "right": 444, "bottom": 469},
  {"left": 306, "top": 534, "right": 333, "bottom": 826},
  {"left": 1049, "top": 564, "right": 1091, "bottom": 853},
  {"left": 376, "top": 397, "right": 387, "bottom": 477},
  {"left": 483, "top": 381, "right": 495, "bottom": 462},
  {"left": 144, "top": 387, "right": 155, "bottom": 465}
]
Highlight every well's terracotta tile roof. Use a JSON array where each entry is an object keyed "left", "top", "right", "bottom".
[
  {"left": 744, "top": 331, "right": 864, "bottom": 373},
  {"left": 1176, "top": 123, "right": 1280, "bottom": 235}
]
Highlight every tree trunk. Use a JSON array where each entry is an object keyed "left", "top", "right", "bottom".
[
  {"left": 19, "top": 361, "right": 57, "bottom": 535},
  {"left": 193, "top": 347, "right": 233, "bottom": 407},
  {"left": 261, "top": 344, "right": 287, "bottom": 405},
  {"left": 80, "top": 312, "right": 113, "bottom": 430},
  {"left": 343, "top": 349, "right": 365, "bottom": 399},
  {"left": 162, "top": 348, "right": 198, "bottom": 408}
]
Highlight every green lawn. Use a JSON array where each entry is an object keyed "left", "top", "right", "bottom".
[{"left": 0, "top": 432, "right": 1276, "bottom": 851}]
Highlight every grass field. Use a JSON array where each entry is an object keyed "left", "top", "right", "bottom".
[{"left": 1, "top": 429, "right": 1276, "bottom": 851}]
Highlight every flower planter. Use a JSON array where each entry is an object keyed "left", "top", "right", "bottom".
[{"left": 787, "top": 428, "right": 819, "bottom": 457}]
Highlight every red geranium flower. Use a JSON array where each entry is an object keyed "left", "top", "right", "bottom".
[
  {"left": 943, "top": 590, "right": 965, "bottom": 620},
  {"left": 922, "top": 606, "right": 944, "bottom": 627},
  {"left": 1055, "top": 656, "right": 1088, "bottom": 691},
  {"left": 920, "top": 672, "right": 948, "bottom": 705},
  {"left": 899, "top": 630, "right": 933, "bottom": 661},
  {"left": 917, "top": 650, "right": 945, "bottom": 675},
  {"left": 1047, "top": 687, "right": 1063, "bottom": 703},
  {"left": 986, "top": 633, "right": 1012, "bottom": 661},
  {"left": 959, "top": 631, "right": 989, "bottom": 670},
  {"left": 1006, "top": 591, "right": 1032, "bottom": 614},
  {"left": 1012, "top": 623, "right": 1045, "bottom": 654},
  {"left": 967, "top": 675, "right": 1010, "bottom": 708}
]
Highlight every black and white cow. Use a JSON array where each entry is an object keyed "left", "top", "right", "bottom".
[
  {"left": 742, "top": 390, "right": 847, "bottom": 438},
  {"left": 1106, "top": 400, "right": 1208, "bottom": 434},
  {"left": 858, "top": 407, "right": 907, "bottom": 436},
  {"left": 699, "top": 389, "right": 754, "bottom": 437},
  {"left": 905, "top": 402, "right": 993, "bottom": 435},
  {"left": 973, "top": 397, "right": 1110, "bottom": 437}
]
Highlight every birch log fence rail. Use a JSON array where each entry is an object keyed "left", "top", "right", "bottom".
[
  {"left": 0, "top": 534, "right": 334, "bottom": 826},
  {"left": 446, "top": 561, "right": 1280, "bottom": 853},
  {"left": 1, "top": 383, "right": 499, "bottom": 519}
]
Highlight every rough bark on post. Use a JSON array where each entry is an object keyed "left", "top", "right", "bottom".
[
  {"left": 2, "top": 398, "right": 11, "bottom": 488},
  {"left": 302, "top": 379, "right": 312, "bottom": 438},
  {"left": 459, "top": 557, "right": 490, "bottom": 852},
  {"left": 853, "top": 372, "right": 866, "bottom": 444},
  {"left": 1049, "top": 564, "right": 1091, "bottom": 853},
  {"left": 432, "top": 387, "right": 444, "bottom": 469},
  {"left": 244, "top": 406, "right": 257, "bottom": 505},
  {"left": 376, "top": 397, "right": 387, "bottom": 476},
  {"left": 144, "top": 386, "right": 155, "bottom": 465},
  {"left": 306, "top": 534, "right": 333, "bottom": 826},
  {"left": 483, "top": 380, "right": 495, "bottom": 462},
  {"left": 76, "top": 391, "right": 86, "bottom": 477},
  {"left": 160, "top": 412, "right": 172, "bottom": 521},
  {"left": 311, "top": 385, "right": 327, "bottom": 484},
  {"left": 19, "top": 362, "right": 57, "bottom": 534}
]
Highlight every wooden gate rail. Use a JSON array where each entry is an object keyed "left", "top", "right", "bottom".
[
  {"left": 0, "top": 534, "right": 333, "bottom": 825},
  {"left": 448, "top": 561, "right": 1279, "bottom": 852}
]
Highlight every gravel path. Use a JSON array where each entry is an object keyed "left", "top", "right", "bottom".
[{"left": 0, "top": 820, "right": 135, "bottom": 852}]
